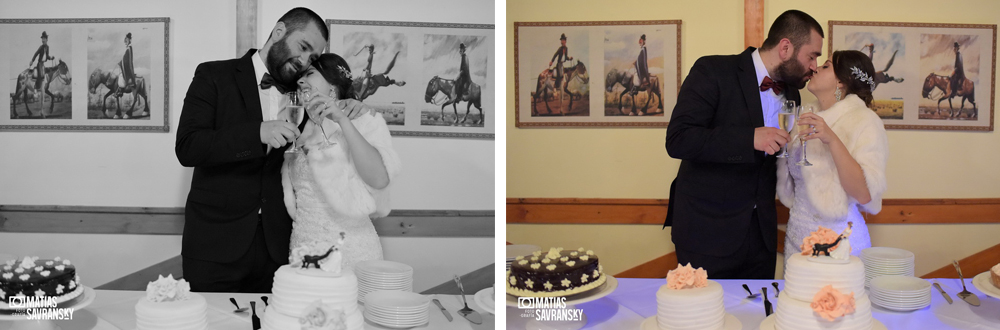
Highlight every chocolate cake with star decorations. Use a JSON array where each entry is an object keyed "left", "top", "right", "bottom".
[
  {"left": 506, "top": 247, "right": 605, "bottom": 297},
  {"left": 0, "top": 256, "right": 82, "bottom": 308}
]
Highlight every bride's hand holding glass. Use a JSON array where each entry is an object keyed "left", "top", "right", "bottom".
[
  {"left": 795, "top": 112, "right": 835, "bottom": 145},
  {"left": 305, "top": 90, "right": 348, "bottom": 124}
]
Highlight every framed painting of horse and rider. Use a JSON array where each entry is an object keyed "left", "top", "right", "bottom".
[
  {"left": 1, "top": 17, "right": 168, "bottom": 131},
  {"left": 514, "top": 20, "right": 681, "bottom": 128},
  {"left": 829, "top": 21, "right": 995, "bottom": 131},
  {"left": 326, "top": 19, "right": 494, "bottom": 139}
]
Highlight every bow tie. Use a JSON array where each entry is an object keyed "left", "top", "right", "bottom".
[
  {"left": 760, "top": 76, "right": 784, "bottom": 95},
  {"left": 259, "top": 73, "right": 288, "bottom": 94}
]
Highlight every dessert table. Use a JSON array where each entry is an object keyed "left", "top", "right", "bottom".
[
  {"left": 0, "top": 290, "right": 494, "bottom": 330},
  {"left": 506, "top": 278, "right": 1000, "bottom": 330}
]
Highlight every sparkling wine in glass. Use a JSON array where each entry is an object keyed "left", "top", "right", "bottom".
[
  {"left": 284, "top": 91, "right": 305, "bottom": 153},
  {"left": 796, "top": 105, "right": 814, "bottom": 166},
  {"left": 776, "top": 100, "right": 796, "bottom": 158}
]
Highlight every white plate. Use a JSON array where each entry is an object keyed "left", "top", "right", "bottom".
[
  {"left": 972, "top": 271, "right": 1000, "bottom": 299},
  {"left": 364, "top": 290, "right": 430, "bottom": 309},
  {"left": 357, "top": 260, "right": 414, "bottom": 274},
  {"left": 759, "top": 314, "right": 887, "bottom": 330},
  {"left": 869, "top": 275, "right": 930, "bottom": 292},
  {"left": 640, "top": 313, "right": 741, "bottom": 330},
  {"left": 474, "top": 287, "right": 495, "bottom": 314},
  {"left": 861, "top": 247, "right": 914, "bottom": 260},
  {"left": 507, "top": 245, "right": 541, "bottom": 259}
]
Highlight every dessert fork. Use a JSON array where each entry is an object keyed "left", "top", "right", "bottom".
[
  {"left": 741, "top": 284, "right": 760, "bottom": 299},
  {"left": 229, "top": 297, "right": 248, "bottom": 313}
]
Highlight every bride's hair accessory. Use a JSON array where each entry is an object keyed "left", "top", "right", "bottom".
[
  {"left": 850, "top": 66, "right": 875, "bottom": 91},
  {"left": 337, "top": 65, "right": 352, "bottom": 80}
]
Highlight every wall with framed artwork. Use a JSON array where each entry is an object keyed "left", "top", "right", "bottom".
[
  {"left": 507, "top": 0, "right": 1000, "bottom": 278},
  {"left": 0, "top": 0, "right": 495, "bottom": 291}
]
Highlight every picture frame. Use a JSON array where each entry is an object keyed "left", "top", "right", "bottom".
[
  {"left": 829, "top": 21, "right": 996, "bottom": 131},
  {"left": 514, "top": 20, "right": 681, "bottom": 128},
  {"left": 326, "top": 19, "right": 495, "bottom": 139},
  {"left": 1, "top": 17, "right": 170, "bottom": 131}
]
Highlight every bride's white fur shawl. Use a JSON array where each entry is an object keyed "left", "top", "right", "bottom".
[
  {"left": 777, "top": 94, "right": 888, "bottom": 219},
  {"left": 281, "top": 113, "right": 401, "bottom": 220}
]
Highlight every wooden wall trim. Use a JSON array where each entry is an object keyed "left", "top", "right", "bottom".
[
  {"left": 507, "top": 198, "right": 1000, "bottom": 225},
  {"left": 921, "top": 242, "right": 1000, "bottom": 279},
  {"left": 235, "top": 0, "right": 257, "bottom": 57},
  {"left": 0, "top": 205, "right": 493, "bottom": 237},
  {"left": 744, "top": 0, "right": 765, "bottom": 49}
]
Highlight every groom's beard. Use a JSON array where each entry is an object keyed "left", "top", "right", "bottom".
[
  {"left": 266, "top": 37, "right": 304, "bottom": 91},
  {"left": 775, "top": 49, "right": 812, "bottom": 90}
]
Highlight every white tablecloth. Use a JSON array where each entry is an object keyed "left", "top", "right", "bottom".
[
  {"left": 506, "top": 278, "right": 1000, "bottom": 329},
  {"left": 0, "top": 290, "right": 494, "bottom": 330}
]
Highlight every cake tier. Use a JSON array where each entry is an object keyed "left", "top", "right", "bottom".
[
  {"left": 775, "top": 292, "right": 872, "bottom": 330},
  {"left": 506, "top": 249, "right": 603, "bottom": 297},
  {"left": 991, "top": 264, "right": 1000, "bottom": 289},
  {"left": 135, "top": 293, "right": 208, "bottom": 330},
  {"left": 262, "top": 306, "right": 363, "bottom": 330},
  {"left": 783, "top": 254, "right": 865, "bottom": 302},
  {"left": 655, "top": 280, "right": 725, "bottom": 330},
  {"left": 1, "top": 258, "right": 79, "bottom": 302},
  {"left": 270, "top": 265, "right": 360, "bottom": 318}
]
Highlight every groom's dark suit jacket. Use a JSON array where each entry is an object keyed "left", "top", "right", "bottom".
[
  {"left": 664, "top": 47, "right": 800, "bottom": 257},
  {"left": 175, "top": 49, "right": 291, "bottom": 265}
]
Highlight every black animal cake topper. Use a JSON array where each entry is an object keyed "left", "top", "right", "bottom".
[
  {"left": 810, "top": 222, "right": 854, "bottom": 257},
  {"left": 296, "top": 232, "right": 346, "bottom": 270}
]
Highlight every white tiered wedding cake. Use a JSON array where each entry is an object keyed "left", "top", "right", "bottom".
[
  {"left": 649, "top": 263, "right": 736, "bottom": 330},
  {"left": 262, "top": 235, "right": 363, "bottom": 330},
  {"left": 134, "top": 275, "right": 208, "bottom": 330},
  {"left": 772, "top": 224, "right": 876, "bottom": 330}
]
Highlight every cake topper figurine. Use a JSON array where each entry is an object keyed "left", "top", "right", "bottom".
[
  {"left": 828, "top": 222, "right": 853, "bottom": 260},
  {"left": 291, "top": 232, "right": 346, "bottom": 274}
]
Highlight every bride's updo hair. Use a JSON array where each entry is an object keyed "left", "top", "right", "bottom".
[
  {"left": 831, "top": 50, "right": 877, "bottom": 107},
  {"left": 311, "top": 53, "right": 358, "bottom": 100}
]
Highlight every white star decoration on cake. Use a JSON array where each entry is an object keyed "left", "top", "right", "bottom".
[
  {"left": 55, "top": 265, "right": 65, "bottom": 271},
  {"left": 581, "top": 274, "right": 589, "bottom": 283},
  {"left": 509, "top": 276, "right": 516, "bottom": 285},
  {"left": 593, "top": 270, "right": 600, "bottom": 278},
  {"left": 19, "top": 274, "right": 29, "bottom": 281},
  {"left": 55, "top": 284, "right": 64, "bottom": 294},
  {"left": 561, "top": 279, "right": 571, "bottom": 287},
  {"left": 525, "top": 279, "right": 534, "bottom": 288},
  {"left": 530, "top": 263, "right": 540, "bottom": 270},
  {"left": 546, "top": 265, "right": 556, "bottom": 270},
  {"left": 34, "top": 289, "right": 45, "bottom": 297},
  {"left": 1, "top": 273, "right": 11, "bottom": 279},
  {"left": 68, "top": 280, "right": 76, "bottom": 289},
  {"left": 40, "top": 271, "right": 50, "bottom": 277},
  {"left": 542, "top": 258, "right": 551, "bottom": 264},
  {"left": 580, "top": 255, "right": 589, "bottom": 261},
  {"left": 45, "top": 261, "right": 53, "bottom": 266},
  {"left": 544, "top": 281, "right": 553, "bottom": 290},
  {"left": 566, "top": 261, "right": 576, "bottom": 267},
  {"left": 518, "top": 260, "right": 527, "bottom": 265},
  {"left": 0, "top": 291, "right": 5, "bottom": 299}
]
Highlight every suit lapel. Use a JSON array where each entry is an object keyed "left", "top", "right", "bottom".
[
  {"left": 236, "top": 49, "right": 263, "bottom": 123},
  {"left": 737, "top": 47, "right": 765, "bottom": 128}
]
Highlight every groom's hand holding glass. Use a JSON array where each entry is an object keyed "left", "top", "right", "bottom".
[
  {"left": 260, "top": 119, "right": 300, "bottom": 149},
  {"left": 753, "top": 127, "right": 790, "bottom": 156}
]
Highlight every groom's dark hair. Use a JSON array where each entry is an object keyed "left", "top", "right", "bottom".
[
  {"left": 760, "top": 10, "right": 823, "bottom": 51},
  {"left": 277, "top": 7, "right": 329, "bottom": 41}
]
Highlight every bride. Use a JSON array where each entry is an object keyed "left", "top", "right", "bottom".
[
  {"left": 282, "top": 53, "right": 401, "bottom": 270},
  {"left": 779, "top": 50, "right": 888, "bottom": 263}
]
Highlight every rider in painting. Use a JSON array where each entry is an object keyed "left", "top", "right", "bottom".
[
  {"left": 29, "top": 31, "right": 54, "bottom": 90},
  {"left": 454, "top": 43, "right": 471, "bottom": 100},
  {"left": 549, "top": 33, "right": 572, "bottom": 89},
  {"left": 950, "top": 41, "right": 965, "bottom": 98},
  {"left": 120, "top": 32, "right": 136, "bottom": 96},
  {"left": 635, "top": 34, "right": 650, "bottom": 90}
]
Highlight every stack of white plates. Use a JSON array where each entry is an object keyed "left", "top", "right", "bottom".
[
  {"left": 861, "top": 247, "right": 915, "bottom": 287},
  {"left": 363, "top": 290, "right": 430, "bottom": 328},
  {"left": 506, "top": 245, "right": 540, "bottom": 271},
  {"left": 356, "top": 260, "right": 414, "bottom": 304},
  {"left": 868, "top": 275, "right": 931, "bottom": 311}
]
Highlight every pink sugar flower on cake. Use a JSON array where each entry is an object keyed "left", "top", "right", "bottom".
[
  {"left": 800, "top": 226, "right": 841, "bottom": 256},
  {"left": 666, "top": 263, "right": 708, "bottom": 290},
  {"left": 810, "top": 285, "right": 855, "bottom": 321}
]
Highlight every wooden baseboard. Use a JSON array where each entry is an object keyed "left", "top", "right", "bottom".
[
  {"left": 507, "top": 198, "right": 1000, "bottom": 225},
  {"left": 0, "top": 205, "right": 493, "bottom": 237},
  {"left": 421, "top": 263, "right": 494, "bottom": 295},
  {"left": 921, "top": 242, "right": 1000, "bottom": 279}
]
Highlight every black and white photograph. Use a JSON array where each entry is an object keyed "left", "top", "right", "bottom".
[
  {"left": 327, "top": 19, "right": 495, "bottom": 138},
  {"left": 342, "top": 30, "right": 408, "bottom": 126},
  {"left": 0, "top": 17, "right": 168, "bottom": 131},
  {"left": 7, "top": 25, "right": 73, "bottom": 119},
  {"left": 87, "top": 26, "right": 152, "bottom": 120},
  {"left": 420, "top": 33, "right": 487, "bottom": 128}
]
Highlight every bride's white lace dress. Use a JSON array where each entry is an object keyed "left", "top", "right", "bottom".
[
  {"left": 777, "top": 96, "right": 888, "bottom": 264},
  {"left": 282, "top": 114, "right": 401, "bottom": 271}
]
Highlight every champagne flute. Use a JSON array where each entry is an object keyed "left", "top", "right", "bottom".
[
  {"left": 284, "top": 91, "right": 305, "bottom": 153},
  {"left": 308, "top": 89, "right": 338, "bottom": 149},
  {"left": 796, "top": 105, "right": 814, "bottom": 166},
  {"left": 776, "top": 100, "right": 796, "bottom": 158}
]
